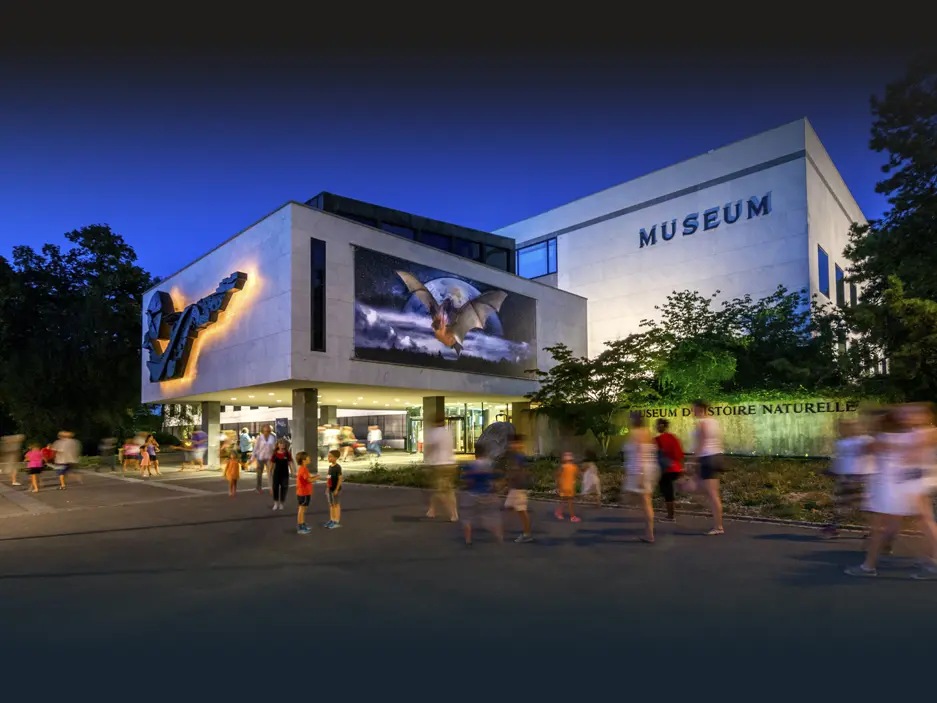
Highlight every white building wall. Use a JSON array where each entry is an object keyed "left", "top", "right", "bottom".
[
  {"left": 289, "top": 203, "right": 588, "bottom": 397},
  {"left": 804, "top": 122, "right": 868, "bottom": 304},
  {"left": 141, "top": 206, "right": 295, "bottom": 404}
]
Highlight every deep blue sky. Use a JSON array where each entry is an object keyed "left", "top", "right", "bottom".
[{"left": 0, "top": 50, "right": 915, "bottom": 280}]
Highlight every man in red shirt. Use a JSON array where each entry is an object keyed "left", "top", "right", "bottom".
[{"left": 654, "top": 419, "right": 685, "bottom": 522}]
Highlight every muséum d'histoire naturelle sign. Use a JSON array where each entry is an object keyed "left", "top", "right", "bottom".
[
  {"left": 638, "top": 192, "right": 772, "bottom": 249},
  {"left": 637, "top": 400, "right": 860, "bottom": 419}
]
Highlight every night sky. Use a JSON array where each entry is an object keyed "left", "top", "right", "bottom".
[{"left": 0, "top": 26, "right": 923, "bottom": 281}]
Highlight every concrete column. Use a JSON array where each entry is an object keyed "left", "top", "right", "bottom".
[
  {"left": 201, "top": 401, "right": 221, "bottom": 470},
  {"left": 511, "top": 401, "right": 533, "bottom": 453},
  {"left": 292, "top": 388, "right": 319, "bottom": 470},
  {"left": 320, "top": 405, "right": 338, "bottom": 426},
  {"left": 483, "top": 407, "right": 493, "bottom": 428},
  {"left": 423, "top": 396, "right": 445, "bottom": 426}
]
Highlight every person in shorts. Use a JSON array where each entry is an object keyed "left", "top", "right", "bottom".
[
  {"left": 191, "top": 429, "right": 208, "bottom": 471},
  {"left": 238, "top": 427, "right": 252, "bottom": 472},
  {"left": 52, "top": 431, "right": 81, "bottom": 491},
  {"left": 295, "top": 451, "right": 316, "bottom": 534},
  {"left": 325, "top": 450, "right": 343, "bottom": 529},
  {"left": 25, "top": 443, "right": 44, "bottom": 493},
  {"left": 504, "top": 436, "right": 533, "bottom": 543}
]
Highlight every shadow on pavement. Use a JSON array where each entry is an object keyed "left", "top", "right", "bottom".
[{"left": 753, "top": 533, "right": 823, "bottom": 543}]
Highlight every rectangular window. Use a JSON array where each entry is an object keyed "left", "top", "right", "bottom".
[
  {"left": 818, "top": 245, "right": 830, "bottom": 298},
  {"left": 419, "top": 231, "right": 451, "bottom": 252},
  {"left": 850, "top": 282, "right": 858, "bottom": 306},
  {"left": 346, "top": 214, "right": 378, "bottom": 228},
  {"left": 310, "top": 237, "right": 326, "bottom": 352},
  {"left": 835, "top": 265, "right": 845, "bottom": 307},
  {"left": 380, "top": 222, "right": 415, "bottom": 239},
  {"left": 516, "top": 239, "right": 557, "bottom": 278},
  {"left": 452, "top": 238, "right": 481, "bottom": 260}
]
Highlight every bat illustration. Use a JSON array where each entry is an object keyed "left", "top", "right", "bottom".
[{"left": 396, "top": 271, "right": 507, "bottom": 356}]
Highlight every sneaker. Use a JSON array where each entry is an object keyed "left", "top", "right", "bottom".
[
  {"left": 554, "top": 512, "right": 564, "bottom": 521},
  {"left": 11, "top": 482, "right": 21, "bottom": 486},
  {"left": 570, "top": 516, "right": 582, "bottom": 523},
  {"left": 297, "top": 526, "right": 311, "bottom": 535},
  {"left": 272, "top": 504, "right": 279, "bottom": 511},
  {"left": 706, "top": 527, "right": 725, "bottom": 536},
  {"left": 327, "top": 522, "right": 341, "bottom": 530},
  {"left": 514, "top": 534, "right": 534, "bottom": 543},
  {"left": 845, "top": 565, "right": 877, "bottom": 577},
  {"left": 323, "top": 520, "right": 334, "bottom": 528}
]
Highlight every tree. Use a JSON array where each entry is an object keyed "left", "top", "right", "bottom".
[
  {"left": 0, "top": 225, "right": 153, "bottom": 443},
  {"left": 842, "top": 53, "right": 937, "bottom": 400},
  {"left": 526, "top": 338, "right": 658, "bottom": 455}
]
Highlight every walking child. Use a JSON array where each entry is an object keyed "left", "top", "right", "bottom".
[
  {"left": 325, "top": 449, "right": 343, "bottom": 529},
  {"left": 555, "top": 452, "right": 580, "bottom": 522},
  {"left": 504, "top": 436, "right": 534, "bottom": 543},
  {"left": 224, "top": 445, "right": 240, "bottom": 497},
  {"left": 822, "top": 418, "right": 873, "bottom": 538},
  {"left": 25, "top": 443, "right": 44, "bottom": 493},
  {"left": 581, "top": 450, "right": 602, "bottom": 507},
  {"left": 295, "top": 451, "right": 316, "bottom": 533}
]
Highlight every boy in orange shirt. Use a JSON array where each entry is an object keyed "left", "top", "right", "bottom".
[
  {"left": 555, "top": 452, "right": 581, "bottom": 522},
  {"left": 295, "top": 452, "right": 317, "bottom": 534}
]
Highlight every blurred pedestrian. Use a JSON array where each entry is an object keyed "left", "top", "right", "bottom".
[
  {"left": 25, "top": 442, "right": 44, "bottom": 493},
  {"left": 224, "top": 443, "right": 240, "bottom": 498},
  {"left": 654, "top": 418, "right": 685, "bottom": 522},
  {"left": 122, "top": 437, "right": 142, "bottom": 472},
  {"left": 145, "top": 434, "right": 161, "bottom": 475},
  {"left": 252, "top": 425, "right": 277, "bottom": 493},
  {"left": 554, "top": 452, "right": 580, "bottom": 522},
  {"left": 238, "top": 427, "right": 252, "bottom": 472},
  {"left": 623, "top": 412, "right": 658, "bottom": 543},
  {"left": 907, "top": 402, "right": 937, "bottom": 579},
  {"left": 367, "top": 425, "right": 382, "bottom": 458},
  {"left": 140, "top": 437, "right": 153, "bottom": 477},
  {"left": 52, "top": 431, "right": 81, "bottom": 490},
  {"left": 504, "top": 435, "right": 534, "bottom": 542},
  {"left": 191, "top": 427, "right": 208, "bottom": 471},
  {"left": 460, "top": 445, "right": 502, "bottom": 546},
  {"left": 339, "top": 426, "right": 357, "bottom": 462},
  {"left": 99, "top": 437, "right": 117, "bottom": 472},
  {"left": 846, "top": 407, "right": 924, "bottom": 577},
  {"left": 424, "top": 418, "right": 458, "bottom": 522},
  {"left": 2, "top": 434, "right": 25, "bottom": 487},
  {"left": 822, "top": 418, "right": 873, "bottom": 538},
  {"left": 270, "top": 438, "right": 295, "bottom": 511},
  {"left": 580, "top": 449, "right": 602, "bottom": 508},
  {"left": 692, "top": 400, "right": 725, "bottom": 535}
]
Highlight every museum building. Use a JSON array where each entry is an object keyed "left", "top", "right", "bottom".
[{"left": 145, "top": 118, "right": 867, "bottom": 462}]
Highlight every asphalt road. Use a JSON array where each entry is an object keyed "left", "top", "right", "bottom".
[{"left": 0, "top": 478, "right": 934, "bottom": 697}]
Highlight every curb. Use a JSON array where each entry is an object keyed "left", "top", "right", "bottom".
[{"left": 345, "top": 480, "right": 927, "bottom": 537}]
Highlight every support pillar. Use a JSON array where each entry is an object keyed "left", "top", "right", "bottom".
[
  {"left": 483, "top": 407, "right": 493, "bottom": 428},
  {"left": 292, "top": 388, "right": 319, "bottom": 471},
  {"left": 320, "top": 405, "right": 338, "bottom": 426},
  {"left": 422, "top": 396, "right": 445, "bottom": 426},
  {"left": 201, "top": 401, "right": 221, "bottom": 470},
  {"left": 510, "top": 401, "right": 533, "bottom": 454}
]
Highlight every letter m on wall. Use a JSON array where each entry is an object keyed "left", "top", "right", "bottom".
[
  {"left": 639, "top": 225, "right": 657, "bottom": 248},
  {"left": 747, "top": 192, "right": 772, "bottom": 218}
]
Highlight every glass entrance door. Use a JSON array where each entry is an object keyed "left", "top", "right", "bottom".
[{"left": 445, "top": 417, "right": 464, "bottom": 454}]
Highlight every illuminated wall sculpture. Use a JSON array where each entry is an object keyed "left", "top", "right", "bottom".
[{"left": 143, "top": 272, "right": 248, "bottom": 383}]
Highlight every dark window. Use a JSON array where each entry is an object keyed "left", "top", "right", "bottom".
[
  {"left": 381, "top": 222, "right": 415, "bottom": 239},
  {"left": 233, "top": 406, "right": 241, "bottom": 412},
  {"left": 485, "top": 246, "right": 509, "bottom": 271},
  {"left": 818, "top": 245, "right": 830, "bottom": 298},
  {"left": 516, "top": 239, "right": 557, "bottom": 278},
  {"left": 310, "top": 237, "right": 326, "bottom": 352},
  {"left": 250, "top": 406, "right": 259, "bottom": 410},
  {"left": 850, "top": 282, "right": 858, "bottom": 306},
  {"left": 452, "top": 237, "right": 481, "bottom": 260},
  {"left": 837, "top": 331, "right": 847, "bottom": 356},
  {"left": 835, "top": 265, "right": 845, "bottom": 307},
  {"left": 346, "top": 214, "right": 379, "bottom": 228},
  {"left": 419, "top": 231, "right": 451, "bottom": 252}
]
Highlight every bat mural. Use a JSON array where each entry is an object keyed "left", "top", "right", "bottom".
[
  {"left": 353, "top": 247, "right": 536, "bottom": 378},
  {"left": 143, "top": 272, "right": 248, "bottom": 383}
]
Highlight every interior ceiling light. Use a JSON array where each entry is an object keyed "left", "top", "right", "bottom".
[
  {"left": 357, "top": 396, "right": 364, "bottom": 400},
  {"left": 277, "top": 400, "right": 282, "bottom": 403},
  {"left": 268, "top": 392, "right": 275, "bottom": 396},
  {"left": 231, "top": 397, "right": 237, "bottom": 400},
  {"left": 248, "top": 395, "right": 255, "bottom": 398}
]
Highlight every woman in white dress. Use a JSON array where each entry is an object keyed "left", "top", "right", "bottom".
[
  {"left": 622, "top": 411, "right": 659, "bottom": 543},
  {"left": 846, "top": 406, "right": 930, "bottom": 578}
]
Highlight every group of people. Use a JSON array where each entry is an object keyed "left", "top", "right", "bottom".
[
  {"left": 219, "top": 426, "right": 345, "bottom": 530},
  {"left": 429, "top": 400, "right": 726, "bottom": 546},
  {"left": 317, "top": 424, "right": 383, "bottom": 462},
  {"left": 3, "top": 431, "right": 82, "bottom": 491}
]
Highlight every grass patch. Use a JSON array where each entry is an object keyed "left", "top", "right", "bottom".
[{"left": 346, "top": 454, "right": 857, "bottom": 524}]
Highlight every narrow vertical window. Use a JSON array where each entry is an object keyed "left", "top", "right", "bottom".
[
  {"left": 850, "top": 282, "right": 858, "bottom": 307},
  {"left": 311, "top": 237, "right": 326, "bottom": 352},
  {"left": 835, "top": 264, "right": 845, "bottom": 307},
  {"left": 818, "top": 245, "right": 830, "bottom": 298}
]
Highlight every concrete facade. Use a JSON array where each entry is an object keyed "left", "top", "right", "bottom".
[
  {"left": 141, "top": 202, "right": 589, "bottom": 457},
  {"left": 500, "top": 119, "right": 866, "bottom": 356}
]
